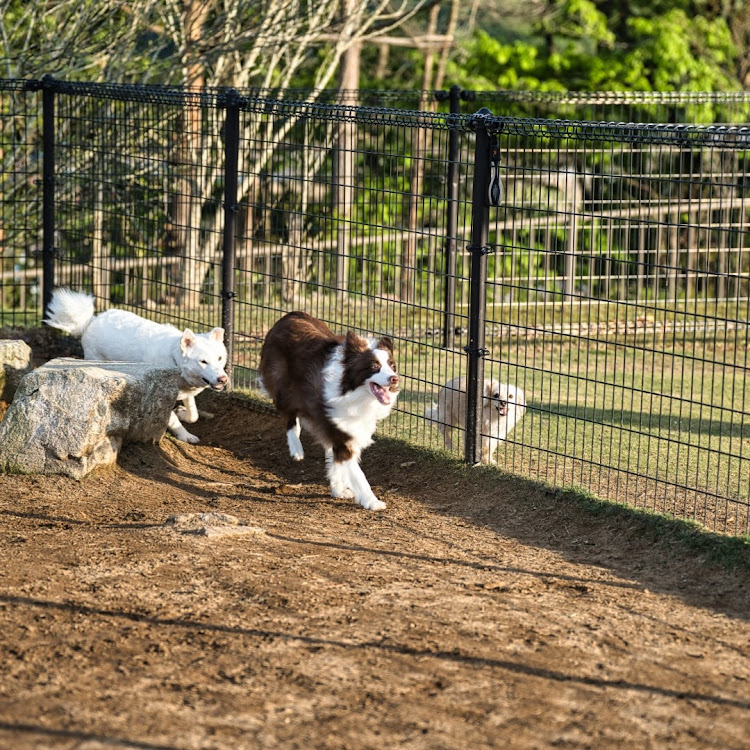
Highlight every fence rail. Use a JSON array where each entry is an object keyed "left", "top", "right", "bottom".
[{"left": 1, "top": 78, "right": 748, "bottom": 536}]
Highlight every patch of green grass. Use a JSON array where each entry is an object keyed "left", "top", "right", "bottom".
[
  {"left": 384, "top": 332, "right": 750, "bottom": 537},
  {"left": 551, "top": 485, "right": 750, "bottom": 570}
]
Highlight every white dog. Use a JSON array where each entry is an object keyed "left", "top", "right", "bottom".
[
  {"left": 426, "top": 377, "right": 526, "bottom": 463},
  {"left": 44, "top": 288, "right": 228, "bottom": 444}
]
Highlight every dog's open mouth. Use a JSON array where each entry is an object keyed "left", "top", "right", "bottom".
[
  {"left": 204, "top": 379, "right": 227, "bottom": 392},
  {"left": 370, "top": 382, "right": 391, "bottom": 405}
]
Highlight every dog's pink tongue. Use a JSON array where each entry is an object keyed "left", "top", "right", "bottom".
[{"left": 370, "top": 382, "right": 390, "bottom": 405}]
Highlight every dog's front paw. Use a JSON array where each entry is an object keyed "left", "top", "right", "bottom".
[
  {"left": 198, "top": 409, "right": 215, "bottom": 420},
  {"left": 174, "top": 406, "right": 200, "bottom": 424},
  {"left": 173, "top": 430, "right": 200, "bottom": 444},
  {"left": 330, "top": 483, "right": 354, "bottom": 499},
  {"left": 357, "top": 495, "right": 386, "bottom": 511}
]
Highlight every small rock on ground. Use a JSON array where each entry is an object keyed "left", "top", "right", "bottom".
[{"left": 164, "top": 512, "right": 266, "bottom": 538}]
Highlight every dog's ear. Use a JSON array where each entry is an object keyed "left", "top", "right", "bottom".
[
  {"left": 376, "top": 336, "right": 393, "bottom": 354},
  {"left": 482, "top": 380, "right": 494, "bottom": 409},
  {"left": 180, "top": 329, "right": 197, "bottom": 354},
  {"left": 209, "top": 327, "right": 225, "bottom": 342},
  {"left": 344, "top": 330, "right": 368, "bottom": 354}
]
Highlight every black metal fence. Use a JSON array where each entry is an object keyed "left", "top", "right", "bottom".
[{"left": 1, "top": 78, "right": 749, "bottom": 536}]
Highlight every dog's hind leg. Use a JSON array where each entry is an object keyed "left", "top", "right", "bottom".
[
  {"left": 427, "top": 405, "right": 455, "bottom": 452},
  {"left": 440, "top": 425, "right": 455, "bottom": 452},
  {"left": 286, "top": 416, "right": 304, "bottom": 461},
  {"left": 168, "top": 410, "right": 200, "bottom": 444}
]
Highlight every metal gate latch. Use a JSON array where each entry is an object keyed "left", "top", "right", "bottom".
[{"left": 488, "top": 134, "right": 503, "bottom": 207}]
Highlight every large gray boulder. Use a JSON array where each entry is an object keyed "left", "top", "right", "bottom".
[
  {"left": 0, "top": 358, "right": 181, "bottom": 478},
  {"left": 0, "top": 339, "right": 32, "bottom": 403}
]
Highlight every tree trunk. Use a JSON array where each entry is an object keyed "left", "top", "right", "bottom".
[
  {"left": 334, "top": 4, "right": 361, "bottom": 297},
  {"left": 400, "top": 4, "right": 440, "bottom": 302},
  {"left": 92, "top": 182, "right": 110, "bottom": 302},
  {"left": 173, "top": 0, "right": 211, "bottom": 310}
]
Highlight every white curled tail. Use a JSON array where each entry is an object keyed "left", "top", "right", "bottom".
[{"left": 44, "top": 288, "right": 96, "bottom": 338}]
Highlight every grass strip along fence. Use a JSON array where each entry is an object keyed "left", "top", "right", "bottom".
[{"left": 1, "top": 78, "right": 749, "bottom": 536}]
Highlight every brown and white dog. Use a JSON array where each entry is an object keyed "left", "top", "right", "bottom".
[
  {"left": 258, "top": 311, "right": 400, "bottom": 510},
  {"left": 426, "top": 377, "right": 526, "bottom": 463}
]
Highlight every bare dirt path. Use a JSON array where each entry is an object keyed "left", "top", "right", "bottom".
[{"left": 0, "top": 393, "right": 748, "bottom": 749}]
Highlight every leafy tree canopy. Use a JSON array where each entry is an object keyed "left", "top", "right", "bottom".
[
  {"left": 1, "top": 0, "right": 746, "bottom": 92},
  {"left": 446, "top": 0, "right": 742, "bottom": 92}
]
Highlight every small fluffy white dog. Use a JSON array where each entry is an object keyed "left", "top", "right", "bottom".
[
  {"left": 44, "top": 288, "right": 228, "bottom": 443},
  {"left": 426, "top": 377, "right": 526, "bottom": 463}
]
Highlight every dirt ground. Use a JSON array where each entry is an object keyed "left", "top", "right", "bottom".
[{"left": 1, "top": 366, "right": 749, "bottom": 748}]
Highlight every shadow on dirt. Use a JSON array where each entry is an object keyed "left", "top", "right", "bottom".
[
  {"left": 148, "top": 392, "right": 749, "bottom": 623},
  {"left": 2, "top": 591, "right": 748, "bottom": 710}
]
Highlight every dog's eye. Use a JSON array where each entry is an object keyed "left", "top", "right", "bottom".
[
  {"left": 509, "top": 393, "right": 514, "bottom": 400},
  {"left": 371, "top": 362, "right": 381, "bottom": 372},
  {"left": 493, "top": 393, "right": 500, "bottom": 399},
  {"left": 200, "top": 359, "right": 208, "bottom": 365}
]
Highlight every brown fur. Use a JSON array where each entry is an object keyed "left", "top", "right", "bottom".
[{"left": 259, "top": 311, "right": 397, "bottom": 463}]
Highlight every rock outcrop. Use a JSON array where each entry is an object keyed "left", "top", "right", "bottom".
[
  {"left": 0, "top": 339, "right": 32, "bottom": 403},
  {"left": 0, "top": 357, "right": 180, "bottom": 478}
]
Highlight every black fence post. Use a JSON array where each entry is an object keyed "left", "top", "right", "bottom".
[
  {"left": 464, "top": 108, "right": 495, "bottom": 465},
  {"left": 41, "top": 74, "right": 56, "bottom": 319},
  {"left": 442, "top": 84, "right": 461, "bottom": 349},
  {"left": 221, "top": 89, "right": 241, "bottom": 389}
]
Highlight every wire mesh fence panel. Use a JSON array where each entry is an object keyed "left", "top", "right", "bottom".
[
  {"left": 51, "top": 83, "right": 228, "bottom": 334},
  {"left": 229, "top": 100, "right": 476, "bottom": 452},
  {"left": 480, "top": 118, "right": 750, "bottom": 536},
  {"left": 0, "top": 81, "right": 43, "bottom": 326}
]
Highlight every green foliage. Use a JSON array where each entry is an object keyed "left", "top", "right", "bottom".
[
  {"left": 626, "top": 10, "right": 737, "bottom": 91},
  {"left": 449, "top": 1, "right": 741, "bottom": 93}
]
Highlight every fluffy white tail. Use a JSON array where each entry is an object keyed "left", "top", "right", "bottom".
[{"left": 44, "top": 288, "right": 96, "bottom": 337}]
